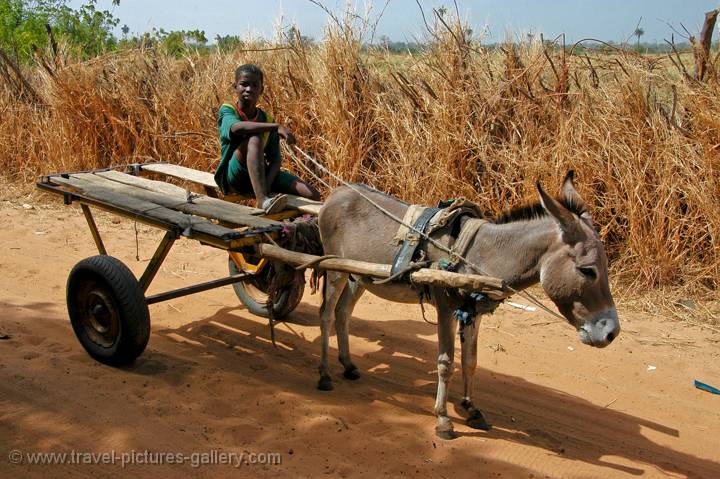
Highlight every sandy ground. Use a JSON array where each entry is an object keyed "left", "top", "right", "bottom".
[{"left": 1, "top": 196, "right": 719, "bottom": 479}]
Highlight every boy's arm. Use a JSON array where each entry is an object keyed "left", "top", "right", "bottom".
[
  {"left": 218, "top": 106, "right": 283, "bottom": 139},
  {"left": 230, "top": 121, "right": 280, "bottom": 136},
  {"left": 218, "top": 107, "right": 237, "bottom": 142},
  {"left": 231, "top": 121, "right": 295, "bottom": 144}
]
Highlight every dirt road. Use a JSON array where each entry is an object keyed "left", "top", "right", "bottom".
[{"left": 1, "top": 199, "right": 719, "bottom": 478}]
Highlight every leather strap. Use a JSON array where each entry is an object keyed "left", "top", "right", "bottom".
[
  {"left": 390, "top": 207, "right": 440, "bottom": 277},
  {"left": 450, "top": 218, "right": 487, "bottom": 263}
]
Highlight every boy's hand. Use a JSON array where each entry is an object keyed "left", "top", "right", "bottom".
[{"left": 277, "top": 125, "right": 296, "bottom": 145}]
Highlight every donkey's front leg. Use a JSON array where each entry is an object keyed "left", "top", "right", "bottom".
[
  {"left": 460, "top": 319, "right": 491, "bottom": 430},
  {"left": 318, "top": 271, "right": 349, "bottom": 391},
  {"left": 433, "top": 300, "right": 458, "bottom": 439}
]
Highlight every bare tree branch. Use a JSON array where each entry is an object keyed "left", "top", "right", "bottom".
[
  {"left": 369, "top": 0, "right": 391, "bottom": 44},
  {"left": 664, "top": 38, "right": 694, "bottom": 82}
]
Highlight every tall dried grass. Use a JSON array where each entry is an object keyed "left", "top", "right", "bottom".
[{"left": 0, "top": 13, "right": 718, "bottom": 309}]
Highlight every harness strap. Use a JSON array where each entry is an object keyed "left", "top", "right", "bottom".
[
  {"left": 450, "top": 218, "right": 488, "bottom": 263},
  {"left": 390, "top": 206, "right": 441, "bottom": 277},
  {"left": 392, "top": 205, "right": 428, "bottom": 244}
]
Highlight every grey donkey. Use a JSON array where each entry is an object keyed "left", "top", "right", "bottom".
[{"left": 316, "top": 172, "right": 620, "bottom": 439}]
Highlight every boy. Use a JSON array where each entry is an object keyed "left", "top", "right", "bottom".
[{"left": 215, "top": 64, "right": 320, "bottom": 214}]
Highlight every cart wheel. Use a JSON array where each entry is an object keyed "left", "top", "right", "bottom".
[
  {"left": 229, "top": 256, "right": 304, "bottom": 319},
  {"left": 66, "top": 255, "right": 150, "bottom": 366}
]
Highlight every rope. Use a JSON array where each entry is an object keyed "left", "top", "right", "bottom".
[
  {"left": 283, "top": 144, "right": 567, "bottom": 322},
  {"left": 294, "top": 254, "right": 340, "bottom": 271},
  {"left": 289, "top": 147, "right": 333, "bottom": 190},
  {"left": 372, "top": 261, "right": 432, "bottom": 285}
]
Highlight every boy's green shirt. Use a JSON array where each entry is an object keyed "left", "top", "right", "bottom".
[{"left": 215, "top": 102, "right": 280, "bottom": 194}]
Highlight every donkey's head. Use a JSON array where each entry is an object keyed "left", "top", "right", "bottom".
[{"left": 537, "top": 171, "right": 619, "bottom": 348}]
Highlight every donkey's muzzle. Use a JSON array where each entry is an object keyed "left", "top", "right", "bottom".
[{"left": 579, "top": 310, "right": 620, "bottom": 348}]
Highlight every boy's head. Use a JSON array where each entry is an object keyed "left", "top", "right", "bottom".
[
  {"left": 235, "top": 64, "right": 264, "bottom": 84},
  {"left": 234, "top": 64, "right": 264, "bottom": 108}
]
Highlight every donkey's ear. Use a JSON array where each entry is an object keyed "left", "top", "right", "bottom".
[
  {"left": 537, "top": 180, "right": 578, "bottom": 234},
  {"left": 561, "top": 170, "right": 593, "bottom": 224}
]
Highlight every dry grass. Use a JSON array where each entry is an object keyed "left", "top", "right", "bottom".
[{"left": 1, "top": 13, "right": 718, "bottom": 318}]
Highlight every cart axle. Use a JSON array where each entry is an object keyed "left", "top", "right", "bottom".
[{"left": 145, "top": 273, "right": 251, "bottom": 305}]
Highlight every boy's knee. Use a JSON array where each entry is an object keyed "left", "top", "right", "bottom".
[
  {"left": 235, "top": 134, "right": 263, "bottom": 158},
  {"left": 246, "top": 134, "right": 263, "bottom": 147},
  {"left": 291, "top": 179, "right": 321, "bottom": 201}
]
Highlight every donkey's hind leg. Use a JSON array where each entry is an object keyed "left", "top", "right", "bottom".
[
  {"left": 460, "top": 318, "right": 491, "bottom": 430},
  {"left": 334, "top": 277, "right": 365, "bottom": 380},
  {"left": 318, "top": 271, "right": 350, "bottom": 391}
]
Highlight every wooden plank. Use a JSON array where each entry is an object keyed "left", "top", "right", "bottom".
[
  {"left": 140, "top": 163, "right": 218, "bottom": 189},
  {"left": 408, "top": 269, "right": 506, "bottom": 293},
  {"left": 95, "top": 171, "right": 265, "bottom": 216},
  {"left": 102, "top": 169, "right": 266, "bottom": 213},
  {"left": 223, "top": 193, "right": 323, "bottom": 216},
  {"left": 140, "top": 163, "right": 323, "bottom": 216},
  {"left": 257, "top": 244, "right": 507, "bottom": 295},
  {"left": 258, "top": 244, "right": 391, "bottom": 277},
  {"left": 85, "top": 172, "right": 279, "bottom": 229},
  {"left": 50, "top": 175, "right": 252, "bottom": 241}
]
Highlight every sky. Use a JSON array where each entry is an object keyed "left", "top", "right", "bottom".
[{"left": 68, "top": 0, "right": 720, "bottom": 44}]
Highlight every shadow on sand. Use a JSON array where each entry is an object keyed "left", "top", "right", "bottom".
[
  {"left": 3, "top": 299, "right": 717, "bottom": 477},
  {"left": 154, "top": 303, "right": 719, "bottom": 478}
]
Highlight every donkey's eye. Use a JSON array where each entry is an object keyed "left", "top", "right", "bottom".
[{"left": 578, "top": 267, "right": 597, "bottom": 280}]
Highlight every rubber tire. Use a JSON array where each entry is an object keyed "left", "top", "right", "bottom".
[
  {"left": 228, "top": 257, "right": 303, "bottom": 319},
  {"left": 66, "top": 255, "right": 150, "bottom": 366}
]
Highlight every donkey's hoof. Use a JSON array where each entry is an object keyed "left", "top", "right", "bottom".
[
  {"left": 435, "top": 428, "right": 457, "bottom": 440},
  {"left": 467, "top": 411, "right": 492, "bottom": 431},
  {"left": 343, "top": 366, "right": 361, "bottom": 381},
  {"left": 317, "top": 376, "right": 334, "bottom": 391}
]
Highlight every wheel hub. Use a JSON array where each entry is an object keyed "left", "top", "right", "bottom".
[{"left": 83, "top": 288, "right": 119, "bottom": 347}]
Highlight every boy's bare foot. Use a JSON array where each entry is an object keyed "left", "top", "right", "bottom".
[{"left": 259, "top": 194, "right": 288, "bottom": 215}]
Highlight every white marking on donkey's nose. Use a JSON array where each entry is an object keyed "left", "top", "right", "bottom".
[{"left": 583, "top": 310, "right": 620, "bottom": 347}]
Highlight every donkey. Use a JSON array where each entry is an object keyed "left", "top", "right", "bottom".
[{"left": 316, "top": 172, "right": 619, "bottom": 439}]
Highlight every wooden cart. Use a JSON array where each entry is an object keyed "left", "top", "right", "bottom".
[{"left": 36, "top": 162, "right": 318, "bottom": 365}]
